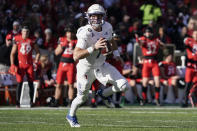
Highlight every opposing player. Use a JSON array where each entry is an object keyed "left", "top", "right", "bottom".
[
  {"left": 182, "top": 30, "right": 197, "bottom": 107},
  {"left": 66, "top": 4, "right": 130, "bottom": 127},
  {"left": 50, "top": 25, "right": 77, "bottom": 107},
  {"left": 10, "top": 26, "right": 40, "bottom": 107},
  {"left": 159, "top": 50, "right": 180, "bottom": 102},
  {"left": 135, "top": 27, "right": 164, "bottom": 106}
]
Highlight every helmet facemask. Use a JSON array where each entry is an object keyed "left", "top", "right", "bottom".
[{"left": 87, "top": 13, "right": 105, "bottom": 29}]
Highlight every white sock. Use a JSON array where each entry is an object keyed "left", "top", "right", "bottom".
[{"left": 69, "top": 96, "right": 85, "bottom": 116}]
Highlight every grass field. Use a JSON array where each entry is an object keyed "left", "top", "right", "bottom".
[{"left": 0, "top": 106, "right": 197, "bottom": 131}]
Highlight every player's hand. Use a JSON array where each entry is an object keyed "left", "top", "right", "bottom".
[
  {"left": 94, "top": 38, "right": 107, "bottom": 50},
  {"left": 9, "top": 64, "right": 18, "bottom": 75}
]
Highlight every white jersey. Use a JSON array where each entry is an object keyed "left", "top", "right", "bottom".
[{"left": 76, "top": 22, "right": 113, "bottom": 68}]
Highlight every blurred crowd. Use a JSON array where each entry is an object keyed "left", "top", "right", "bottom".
[
  {"left": 0, "top": 0, "right": 197, "bottom": 107},
  {"left": 0, "top": 0, "right": 196, "bottom": 51}
]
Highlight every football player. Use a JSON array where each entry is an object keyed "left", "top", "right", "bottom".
[
  {"left": 66, "top": 4, "right": 130, "bottom": 127},
  {"left": 159, "top": 50, "right": 180, "bottom": 102},
  {"left": 10, "top": 26, "right": 40, "bottom": 107},
  {"left": 135, "top": 27, "right": 164, "bottom": 106},
  {"left": 50, "top": 24, "right": 77, "bottom": 107},
  {"left": 182, "top": 30, "right": 197, "bottom": 107}
]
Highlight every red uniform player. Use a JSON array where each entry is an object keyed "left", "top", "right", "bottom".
[
  {"left": 182, "top": 30, "right": 197, "bottom": 107},
  {"left": 159, "top": 51, "right": 180, "bottom": 101},
  {"left": 10, "top": 26, "right": 40, "bottom": 107},
  {"left": 136, "top": 27, "right": 164, "bottom": 106},
  {"left": 50, "top": 25, "right": 77, "bottom": 107}
]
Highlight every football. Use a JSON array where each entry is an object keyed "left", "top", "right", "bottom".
[{"left": 101, "top": 40, "right": 112, "bottom": 55}]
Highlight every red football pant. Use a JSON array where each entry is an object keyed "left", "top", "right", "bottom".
[
  {"left": 56, "top": 62, "right": 76, "bottom": 84},
  {"left": 142, "top": 60, "right": 160, "bottom": 78},
  {"left": 16, "top": 64, "right": 34, "bottom": 83}
]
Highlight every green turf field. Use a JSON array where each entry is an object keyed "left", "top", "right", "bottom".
[{"left": 0, "top": 106, "right": 197, "bottom": 131}]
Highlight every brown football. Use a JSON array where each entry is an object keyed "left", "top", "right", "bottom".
[{"left": 101, "top": 40, "right": 112, "bottom": 54}]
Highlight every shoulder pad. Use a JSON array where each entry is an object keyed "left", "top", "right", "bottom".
[
  {"left": 103, "top": 22, "right": 113, "bottom": 30},
  {"left": 76, "top": 25, "right": 92, "bottom": 39}
]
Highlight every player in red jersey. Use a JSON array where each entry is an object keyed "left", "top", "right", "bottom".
[
  {"left": 10, "top": 26, "right": 40, "bottom": 107},
  {"left": 182, "top": 30, "right": 197, "bottom": 107},
  {"left": 159, "top": 50, "right": 180, "bottom": 102},
  {"left": 50, "top": 25, "right": 77, "bottom": 107},
  {"left": 135, "top": 27, "right": 164, "bottom": 106}
]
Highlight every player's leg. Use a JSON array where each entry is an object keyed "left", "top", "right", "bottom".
[
  {"left": 16, "top": 82, "right": 23, "bottom": 107},
  {"left": 141, "top": 63, "right": 150, "bottom": 104},
  {"left": 27, "top": 65, "right": 35, "bottom": 105},
  {"left": 67, "top": 63, "right": 76, "bottom": 107},
  {"left": 154, "top": 76, "right": 160, "bottom": 106},
  {"left": 182, "top": 68, "right": 193, "bottom": 107},
  {"left": 53, "top": 63, "right": 67, "bottom": 107},
  {"left": 171, "top": 76, "right": 179, "bottom": 100},
  {"left": 15, "top": 68, "right": 25, "bottom": 107},
  {"left": 67, "top": 67, "right": 95, "bottom": 127},
  {"left": 160, "top": 79, "right": 168, "bottom": 101},
  {"left": 152, "top": 63, "right": 161, "bottom": 106},
  {"left": 129, "top": 79, "right": 142, "bottom": 104},
  {"left": 189, "top": 84, "right": 197, "bottom": 107},
  {"left": 97, "top": 63, "right": 130, "bottom": 98}
]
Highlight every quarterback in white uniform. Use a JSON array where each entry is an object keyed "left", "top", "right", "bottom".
[{"left": 66, "top": 4, "right": 130, "bottom": 127}]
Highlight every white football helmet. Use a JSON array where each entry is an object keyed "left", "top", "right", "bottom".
[{"left": 86, "top": 4, "right": 106, "bottom": 28}]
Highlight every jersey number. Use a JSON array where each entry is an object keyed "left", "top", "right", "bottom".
[
  {"left": 147, "top": 44, "right": 156, "bottom": 54},
  {"left": 20, "top": 44, "right": 31, "bottom": 55},
  {"left": 63, "top": 43, "right": 73, "bottom": 55}
]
